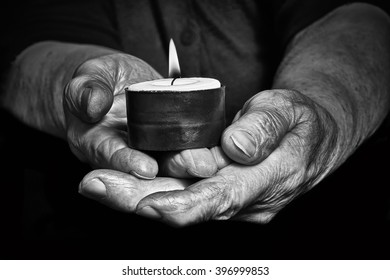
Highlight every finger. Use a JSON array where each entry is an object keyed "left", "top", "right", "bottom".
[
  {"left": 64, "top": 74, "right": 114, "bottom": 123},
  {"left": 68, "top": 125, "right": 159, "bottom": 179},
  {"left": 136, "top": 165, "right": 250, "bottom": 227},
  {"left": 112, "top": 147, "right": 158, "bottom": 180},
  {"left": 222, "top": 90, "right": 295, "bottom": 165},
  {"left": 79, "top": 169, "right": 192, "bottom": 212},
  {"left": 137, "top": 141, "right": 306, "bottom": 227},
  {"left": 211, "top": 146, "right": 232, "bottom": 170},
  {"left": 159, "top": 147, "right": 231, "bottom": 178}
]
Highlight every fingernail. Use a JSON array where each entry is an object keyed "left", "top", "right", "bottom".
[
  {"left": 230, "top": 130, "right": 257, "bottom": 158},
  {"left": 136, "top": 206, "right": 162, "bottom": 220},
  {"left": 79, "top": 178, "right": 107, "bottom": 200},
  {"left": 130, "top": 170, "right": 156, "bottom": 180}
]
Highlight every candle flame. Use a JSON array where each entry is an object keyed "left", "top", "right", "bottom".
[{"left": 168, "top": 39, "right": 181, "bottom": 78}]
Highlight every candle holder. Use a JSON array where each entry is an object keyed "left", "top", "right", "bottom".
[
  {"left": 126, "top": 39, "right": 225, "bottom": 151},
  {"left": 125, "top": 84, "right": 225, "bottom": 151}
]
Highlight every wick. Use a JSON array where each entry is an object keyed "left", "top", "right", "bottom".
[{"left": 171, "top": 77, "right": 178, "bottom": 85}]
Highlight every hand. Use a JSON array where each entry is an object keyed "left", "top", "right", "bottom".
[
  {"left": 64, "top": 53, "right": 163, "bottom": 179},
  {"left": 77, "top": 147, "right": 231, "bottom": 213},
  {"left": 78, "top": 169, "right": 193, "bottom": 213},
  {"left": 132, "top": 89, "right": 340, "bottom": 226}
]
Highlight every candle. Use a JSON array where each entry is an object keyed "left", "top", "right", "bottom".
[
  {"left": 125, "top": 40, "right": 225, "bottom": 151},
  {"left": 127, "top": 77, "right": 221, "bottom": 92}
]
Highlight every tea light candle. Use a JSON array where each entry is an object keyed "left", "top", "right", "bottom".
[
  {"left": 125, "top": 40, "right": 225, "bottom": 151},
  {"left": 127, "top": 77, "right": 221, "bottom": 92}
]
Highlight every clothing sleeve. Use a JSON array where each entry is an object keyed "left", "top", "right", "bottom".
[
  {"left": 1, "top": 0, "right": 122, "bottom": 79},
  {"left": 271, "top": 0, "right": 390, "bottom": 49}
]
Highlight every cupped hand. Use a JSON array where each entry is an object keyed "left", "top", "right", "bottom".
[
  {"left": 133, "top": 89, "right": 340, "bottom": 226},
  {"left": 78, "top": 169, "right": 193, "bottom": 213},
  {"left": 64, "top": 53, "right": 163, "bottom": 179},
  {"left": 78, "top": 147, "right": 231, "bottom": 215}
]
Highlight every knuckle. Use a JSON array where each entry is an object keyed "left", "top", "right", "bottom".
[
  {"left": 76, "top": 58, "right": 117, "bottom": 90},
  {"left": 237, "top": 109, "right": 290, "bottom": 160},
  {"left": 173, "top": 179, "right": 229, "bottom": 222},
  {"left": 161, "top": 153, "right": 186, "bottom": 177},
  {"left": 249, "top": 168, "right": 307, "bottom": 216},
  {"left": 155, "top": 191, "right": 194, "bottom": 214},
  {"left": 94, "top": 135, "right": 117, "bottom": 167},
  {"left": 109, "top": 147, "right": 131, "bottom": 172},
  {"left": 69, "top": 126, "right": 105, "bottom": 166},
  {"left": 66, "top": 127, "right": 88, "bottom": 162},
  {"left": 254, "top": 110, "right": 286, "bottom": 140},
  {"left": 68, "top": 140, "right": 86, "bottom": 162},
  {"left": 75, "top": 57, "right": 105, "bottom": 76},
  {"left": 208, "top": 175, "right": 245, "bottom": 220}
]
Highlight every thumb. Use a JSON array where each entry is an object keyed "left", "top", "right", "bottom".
[
  {"left": 64, "top": 72, "right": 114, "bottom": 123},
  {"left": 79, "top": 169, "right": 192, "bottom": 212},
  {"left": 222, "top": 90, "right": 295, "bottom": 165}
]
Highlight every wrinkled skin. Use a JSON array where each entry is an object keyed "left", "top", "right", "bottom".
[
  {"left": 133, "top": 90, "right": 339, "bottom": 226},
  {"left": 64, "top": 54, "right": 231, "bottom": 180},
  {"left": 2, "top": 4, "right": 388, "bottom": 228},
  {"left": 72, "top": 57, "right": 339, "bottom": 226},
  {"left": 64, "top": 54, "right": 162, "bottom": 179}
]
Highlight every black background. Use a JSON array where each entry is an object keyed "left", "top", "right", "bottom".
[{"left": 1, "top": 0, "right": 390, "bottom": 260}]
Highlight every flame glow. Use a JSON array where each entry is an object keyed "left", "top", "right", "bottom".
[{"left": 168, "top": 39, "right": 181, "bottom": 78}]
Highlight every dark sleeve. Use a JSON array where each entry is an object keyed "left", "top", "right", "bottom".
[
  {"left": 1, "top": 0, "right": 122, "bottom": 79},
  {"left": 272, "top": 0, "right": 390, "bottom": 49}
]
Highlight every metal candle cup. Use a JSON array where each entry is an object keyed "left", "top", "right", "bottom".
[{"left": 125, "top": 79, "right": 225, "bottom": 151}]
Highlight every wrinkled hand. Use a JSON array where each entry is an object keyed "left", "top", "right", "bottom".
[
  {"left": 79, "top": 89, "right": 340, "bottom": 226},
  {"left": 64, "top": 53, "right": 230, "bottom": 180},
  {"left": 79, "top": 169, "right": 193, "bottom": 212},
  {"left": 78, "top": 147, "right": 231, "bottom": 214},
  {"left": 64, "top": 53, "right": 166, "bottom": 179}
]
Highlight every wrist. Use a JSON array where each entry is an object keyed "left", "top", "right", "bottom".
[{"left": 2, "top": 41, "right": 119, "bottom": 138}]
